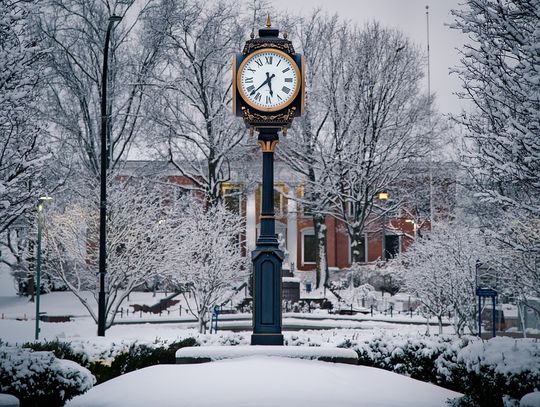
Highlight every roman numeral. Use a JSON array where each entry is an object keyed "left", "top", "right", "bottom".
[
  {"left": 254, "top": 92, "right": 262, "bottom": 101},
  {"left": 282, "top": 67, "right": 290, "bottom": 73},
  {"left": 277, "top": 94, "right": 283, "bottom": 101},
  {"left": 284, "top": 78, "right": 293, "bottom": 82},
  {"left": 245, "top": 77, "right": 253, "bottom": 83},
  {"left": 247, "top": 68, "right": 256, "bottom": 73},
  {"left": 255, "top": 59, "right": 263, "bottom": 67},
  {"left": 265, "top": 56, "right": 273, "bottom": 65},
  {"left": 246, "top": 85, "right": 255, "bottom": 92},
  {"left": 276, "top": 60, "right": 281, "bottom": 67},
  {"left": 282, "top": 86, "right": 291, "bottom": 94},
  {"left": 265, "top": 95, "right": 271, "bottom": 104}
]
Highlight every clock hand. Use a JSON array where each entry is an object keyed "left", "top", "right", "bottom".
[
  {"left": 250, "top": 75, "right": 270, "bottom": 95},
  {"left": 266, "top": 73, "right": 275, "bottom": 97}
]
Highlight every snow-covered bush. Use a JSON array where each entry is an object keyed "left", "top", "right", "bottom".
[
  {"left": 342, "top": 332, "right": 466, "bottom": 383},
  {"left": 442, "top": 337, "right": 540, "bottom": 407},
  {"left": 0, "top": 346, "right": 94, "bottom": 406}
]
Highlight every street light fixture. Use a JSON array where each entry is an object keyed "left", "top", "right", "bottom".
[
  {"left": 35, "top": 196, "right": 52, "bottom": 341},
  {"left": 98, "top": 15, "right": 122, "bottom": 337}
]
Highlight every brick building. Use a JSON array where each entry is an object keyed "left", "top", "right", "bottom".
[{"left": 122, "top": 159, "right": 455, "bottom": 274}]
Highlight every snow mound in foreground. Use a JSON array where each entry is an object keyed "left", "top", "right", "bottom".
[{"left": 67, "top": 356, "right": 462, "bottom": 407}]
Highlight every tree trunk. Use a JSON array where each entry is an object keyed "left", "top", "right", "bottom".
[
  {"left": 313, "top": 214, "right": 328, "bottom": 289},
  {"left": 198, "top": 314, "right": 207, "bottom": 334},
  {"left": 351, "top": 225, "right": 364, "bottom": 264},
  {"left": 27, "top": 274, "right": 35, "bottom": 302}
]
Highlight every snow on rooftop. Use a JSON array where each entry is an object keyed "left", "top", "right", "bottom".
[{"left": 66, "top": 356, "right": 462, "bottom": 407}]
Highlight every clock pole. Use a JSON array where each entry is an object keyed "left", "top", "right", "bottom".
[
  {"left": 251, "top": 127, "right": 283, "bottom": 345},
  {"left": 233, "top": 16, "right": 305, "bottom": 346}
]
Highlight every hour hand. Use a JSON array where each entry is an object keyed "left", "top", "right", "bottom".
[{"left": 266, "top": 72, "right": 275, "bottom": 96}]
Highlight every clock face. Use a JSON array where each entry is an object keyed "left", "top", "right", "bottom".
[{"left": 237, "top": 49, "right": 300, "bottom": 112}]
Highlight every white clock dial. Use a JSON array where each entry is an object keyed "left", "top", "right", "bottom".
[{"left": 238, "top": 49, "right": 300, "bottom": 112}]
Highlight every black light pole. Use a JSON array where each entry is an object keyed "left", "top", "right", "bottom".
[
  {"left": 35, "top": 196, "right": 52, "bottom": 341},
  {"left": 98, "top": 15, "right": 122, "bottom": 337}
]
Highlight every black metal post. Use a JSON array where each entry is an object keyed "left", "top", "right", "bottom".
[
  {"left": 98, "top": 15, "right": 122, "bottom": 337},
  {"left": 35, "top": 203, "right": 43, "bottom": 341},
  {"left": 478, "top": 295, "right": 482, "bottom": 338},
  {"left": 251, "top": 128, "right": 284, "bottom": 346},
  {"left": 492, "top": 297, "right": 496, "bottom": 338}
]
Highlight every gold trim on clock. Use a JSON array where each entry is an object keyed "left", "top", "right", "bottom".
[
  {"left": 232, "top": 54, "right": 237, "bottom": 115},
  {"left": 300, "top": 54, "right": 306, "bottom": 116},
  {"left": 237, "top": 48, "right": 301, "bottom": 113}
]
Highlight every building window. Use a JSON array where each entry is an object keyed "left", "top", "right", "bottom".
[
  {"left": 223, "top": 186, "right": 242, "bottom": 215},
  {"left": 384, "top": 235, "right": 400, "bottom": 260},
  {"left": 301, "top": 229, "right": 316, "bottom": 264},
  {"left": 174, "top": 186, "right": 192, "bottom": 210},
  {"left": 349, "top": 235, "right": 367, "bottom": 264}
]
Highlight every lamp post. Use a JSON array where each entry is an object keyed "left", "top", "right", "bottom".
[
  {"left": 35, "top": 196, "right": 52, "bottom": 341},
  {"left": 378, "top": 191, "right": 389, "bottom": 260},
  {"left": 98, "top": 15, "right": 122, "bottom": 337}
]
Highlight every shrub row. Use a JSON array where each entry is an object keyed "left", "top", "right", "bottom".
[
  {"left": 0, "top": 337, "right": 199, "bottom": 406},
  {"left": 336, "top": 333, "right": 540, "bottom": 407},
  {"left": 23, "top": 337, "right": 197, "bottom": 384},
  {"left": 5, "top": 332, "right": 538, "bottom": 407}
]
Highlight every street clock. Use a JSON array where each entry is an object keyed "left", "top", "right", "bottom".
[
  {"left": 233, "top": 16, "right": 305, "bottom": 347},
  {"left": 233, "top": 16, "right": 304, "bottom": 130}
]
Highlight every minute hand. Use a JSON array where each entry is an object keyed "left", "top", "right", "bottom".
[{"left": 250, "top": 73, "right": 275, "bottom": 95}]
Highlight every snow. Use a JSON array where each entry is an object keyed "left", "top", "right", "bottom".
[
  {"left": 0, "top": 265, "right": 16, "bottom": 297},
  {"left": 66, "top": 356, "right": 462, "bottom": 407},
  {"left": 0, "top": 394, "right": 19, "bottom": 406},
  {"left": 176, "top": 345, "right": 358, "bottom": 361},
  {"left": 0, "top": 346, "right": 94, "bottom": 399},
  {"left": 282, "top": 277, "right": 300, "bottom": 283},
  {"left": 521, "top": 391, "right": 540, "bottom": 407},
  {"left": 456, "top": 336, "right": 540, "bottom": 376}
]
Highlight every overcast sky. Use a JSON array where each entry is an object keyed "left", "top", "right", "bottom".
[{"left": 266, "top": 0, "right": 468, "bottom": 115}]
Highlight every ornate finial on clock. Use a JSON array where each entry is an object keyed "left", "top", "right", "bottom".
[
  {"left": 266, "top": 14, "right": 271, "bottom": 28},
  {"left": 283, "top": 32, "right": 288, "bottom": 39}
]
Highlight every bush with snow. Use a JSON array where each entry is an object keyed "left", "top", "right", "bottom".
[
  {"left": 0, "top": 346, "right": 95, "bottom": 406},
  {"left": 444, "top": 337, "right": 540, "bottom": 407}
]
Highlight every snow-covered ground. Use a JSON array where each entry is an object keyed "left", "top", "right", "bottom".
[
  {"left": 66, "top": 356, "right": 462, "bottom": 407},
  {"left": 0, "top": 291, "right": 454, "bottom": 345}
]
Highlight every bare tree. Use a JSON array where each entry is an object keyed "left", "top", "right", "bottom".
[
  {"left": 44, "top": 180, "right": 179, "bottom": 330},
  {"left": 451, "top": 0, "right": 540, "bottom": 315},
  {"left": 326, "top": 23, "right": 431, "bottom": 263},
  {"left": 395, "top": 221, "right": 500, "bottom": 335},
  {"left": 171, "top": 198, "right": 249, "bottom": 333},
  {"left": 145, "top": 0, "right": 248, "bottom": 206},
  {"left": 281, "top": 11, "right": 338, "bottom": 288},
  {"left": 0, "top": 0, "right": 52, "bottom": 294},
  {"left": 37, "top": 0, "right": 166, "bottom": 180}
]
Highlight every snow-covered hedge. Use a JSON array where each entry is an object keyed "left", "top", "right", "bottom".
[
  {"left": 0, "top": 346, "right": 95, "bottom": 407},
  {"left": 443, "top": 337, "right": 540, "bottom": 407},
  {"left": 338, "top": 332, "right": 465, "bottom": 383},
  {"left": 15, "top": 332, "right": 539, "bottom": 407},
  {"left": 335, "top": 332, "right": 540, "bottom": 407}
]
